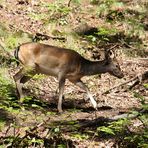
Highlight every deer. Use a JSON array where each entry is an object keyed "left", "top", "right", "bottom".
[{"left": 13, "top": 42, "right": 124, "bottom": 112}]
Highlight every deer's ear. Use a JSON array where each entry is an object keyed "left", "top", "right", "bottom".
[
  {"left": 105, "top": 49, "right": 115, "bottom": 60},
  {"left": 109, "top": 50, "right": 115, "bottom": 59}
]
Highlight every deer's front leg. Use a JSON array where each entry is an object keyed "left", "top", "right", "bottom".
[
  {"left": 72, "top": 79, "right": 98, "bottom": 110},
  {"left": 57, "top": 77, "right": 66, "bottom": 113}
]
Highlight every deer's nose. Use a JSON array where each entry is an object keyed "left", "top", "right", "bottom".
[{"left": 118, "top": 72, "right": 124, "bottom": 78}]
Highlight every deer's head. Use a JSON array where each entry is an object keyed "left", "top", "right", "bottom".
[{"left": 105, "top": 49, "right": 124, "bottom": 79}]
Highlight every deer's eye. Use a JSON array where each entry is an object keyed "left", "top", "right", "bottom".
[{"left": 116, "top": 65, "right": 119, "bottom": 68}]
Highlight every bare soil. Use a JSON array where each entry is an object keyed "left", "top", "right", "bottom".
[{"left": 0, "top": 0, "right": 147, "bottom": 147}]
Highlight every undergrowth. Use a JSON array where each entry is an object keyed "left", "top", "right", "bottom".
[
  {"left": 97, "top": 88, "right": 148, "bottom": 148},
  {"left": 0, "top": 0, "right": 148, "bottom": 147}
]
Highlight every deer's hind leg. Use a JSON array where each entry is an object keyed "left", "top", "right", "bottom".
[{"left": 13, "top": 66, "right": 36, "bottom": 101}]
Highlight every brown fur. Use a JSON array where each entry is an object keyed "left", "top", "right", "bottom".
[{"left": 14, "top": 42, "right": 124, "bottom": 112}]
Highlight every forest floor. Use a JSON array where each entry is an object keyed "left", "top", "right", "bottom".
[{"left": 0, "top": 0, "right": 148, "bottom": 147}]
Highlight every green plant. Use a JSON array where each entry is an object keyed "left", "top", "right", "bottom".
[
  {"left": 5, "top": 36, "right": 19, "bottom": 50},
  {"left": 97, "top": 88, "right": 148, "bottom": 147},
  {"left": 97, "top": 119, "right": 129, "bottom": 136},
  {"left": 0, "top": 29, "right": 31, "bottom": 52},
  {"left": 40, "top": 1, "right": 71, "bottom": 22},
  {"left": 71, "top": 133, "right": 89, "bottom": 140},
  {"left": 28, "top": 12, "right": 49, "bottom": 21},
  {"left": 0, "top": 24, "right": 8, "bottom": 38},
  {"left": 124, "top": 133, "right": 148, "bottom": 148},
  {"left": 96, "top": 0, "right": 124, "bottom": 17},
  {"left": 86, "top": 26, "right": 117, "bottom": 43},
  {"left": 0, "top": 119, "right": 6, "bottom": 131},
  {"left": 125, "top": 18, "right": 145, "bottom": 39},
  {"left": 0, "top": 69, "right": 14, "bottom": 100}
]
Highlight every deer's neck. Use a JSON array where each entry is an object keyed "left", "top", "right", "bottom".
[{"left": 81, "top": 59, "right": 109, "bottom": 76}]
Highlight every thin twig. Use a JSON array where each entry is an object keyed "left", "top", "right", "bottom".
[
  {"left": 33, "top": 33, "right": 66, "bottom": 42},
  {"left": 119, "top": 39, "right": 137, "bottom": 50},
  {"left": 102, "top": 76, "right": 137, "bottom": 94},
  {"left": 108, "top": 44, "right": 118, "bottom": 51},
  {"left": 102, "top": 71, "right": 148, "bottom": 94},
  {"left": 68, "top": 0, "right": 72, "bottom": 7},
  {"left": 80, "top": 109, "right": 146, "bottom": 128}
]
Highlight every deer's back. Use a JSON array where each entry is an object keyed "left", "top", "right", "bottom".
[{"left": 18, "top": 42, "right": 86, "bottom": 77}]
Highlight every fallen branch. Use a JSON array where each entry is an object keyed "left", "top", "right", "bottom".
[
  {"left": 80, "top": 109, "right": 147, "bottom": 128},
  {"left": 102, "top": 76, "right": 137, "bottom": 94},
  {"left": 68, "top": 0, "right": 72, "bottom": 7},
  {"left": 109, "top": 109, "right": 147, "bottom": 121},
  {"left": 33, "top": 33, "right": 66, "bottom": 42},
  {"left": 103, "top": 71, "right": 148, "bottom": 94},
  {"left": 119, "top": 39, "right": 137, "bottom": 50},
  {"left": 129, "top": 71, "right": 148, "bottom": 89}
]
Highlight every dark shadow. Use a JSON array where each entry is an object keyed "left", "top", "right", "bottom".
[
  {"left": 75, "top": 24, "right": 143, "bottom": 45},
  {"left": 0, "top": 108, "right": 14, "bottom": 124},
  {"left": 83, "top": 30, "right": 147, "bottom": 57},
  {"left": 94, "top": 31, "right": 142, "bottom": 45},
  {"left": 48, "top": 116, "right": 117, "bottom": 141},
  {"left": 78, "top": 116, "right": 111, "bottom": 128},
  {"left": 41, "top": 96, "right": 113, "bottom": 113},
  {"left": 12, "top": 87, "right": 113, "bottom": 113}
]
